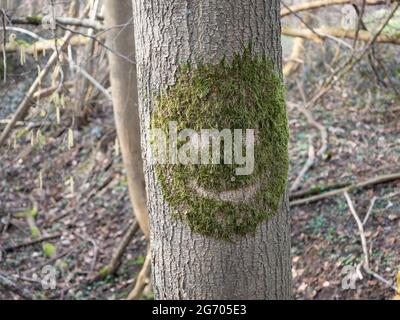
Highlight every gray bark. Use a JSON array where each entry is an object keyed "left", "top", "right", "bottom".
[
  {"left": 105, "top": 0, "right": 149, "bottom": 237},
  {"left": 132, "top": 0, "right": 292, "bottom": 299}
]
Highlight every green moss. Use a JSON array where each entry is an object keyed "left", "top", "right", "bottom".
[
  {"left": 42, "top": 242, "right": 56, "bottom": 258},
  {"left": 30, "top": 226, "right": 41, "bottom": 238},
  {"left": 151, "top": 47, "right": 289, "bottom": 240},
  {"left": 133, "top": 255, "right": 146, "bottom": 266},
  {"left": 98, "top": 266, "right": 110, "bottom": 277},
  {"left": 15, "top": 39, "right": 31, "bottom": 48},
  {"left": 16, "top": 207, "right": 38, "bottom": 218},
  {"left": 26, "top": 15, "right": 43, "bottom": 24}
]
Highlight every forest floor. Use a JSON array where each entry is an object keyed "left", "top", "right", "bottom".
[{"left": 0, "top": 40, "right": 399, "bottom": 300}]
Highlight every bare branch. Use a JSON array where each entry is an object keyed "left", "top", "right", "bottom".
[
  {"left": 290, "top": 172, "right": 400, "bottom": 206},
  {"left": 281, "top": 0, "right": 390, "bottom": 17},
  {"left": 344, "top": 192, "right": 398, "bottom": 293}
]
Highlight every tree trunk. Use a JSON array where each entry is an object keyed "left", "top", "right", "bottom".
[
  {"left": 132, "top": 0, "right": 292, "bottom": 299},
  {"left": 104, "top": 0, "right": 149, "bottom": 237}
]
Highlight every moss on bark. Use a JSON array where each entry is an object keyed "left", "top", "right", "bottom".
[{"left": 151, "top": 48, "right": 289, "bottom": 240}]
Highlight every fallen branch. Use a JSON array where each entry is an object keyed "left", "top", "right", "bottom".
[
  {"left": 67, "top": 53, "right": 112, "bottom": 101},
  {"left": 290, "top": 137, "right": 316, "bottom": 192},
  {"left": 32, "top": 246, "right": 77, "bottom": 273},
  {"left": 289, "top": 101, "right": 328, "bottom": 158},
  {"left": 97, "top": 221, "right": 140, "bottom": 278},
  {"left": 73, "top": 231, "right": 98, "bottom": 278},
  {"left": 0, "top": 119, "right": 25, "bottom": 126},
  {"left": 1, "top": 35, "right": 88, "bottom": 54},
  {"left": 290, "top": 172, "right": 400, "bottom": 206},
  {"left": 344, "top": 192, "right": 398, "bottom": 293},
  {"left": 289, "top": 181, "right": 349, "bottom": 200},
  {"left": 32, "top": 81, "right": 74, "bottom": 100},
  {"left": 3, "top": 233, "right": 61, "bottom": 252},
  {"left": 10, "top": 16, "right": 103, "bottom": 30},
  {"left": 0, "top": 272, "right": 36, "bottom": 300},
  {"left": 127, "top": 247, "right": 151, "bottom": 300},
  {"left": 362, "top": 196, "right": 377, "bottom": 226}
]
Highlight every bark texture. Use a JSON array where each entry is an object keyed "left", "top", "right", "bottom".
[
  {"left": 105, "top": 0, "right": 149, "bottom": 237},
  {"left": 132, "top": 0, "right": 292, "bottom": 299}
]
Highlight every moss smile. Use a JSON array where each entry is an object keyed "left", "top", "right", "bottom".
[{"left": 151, "top": 47, "right": 289, "bottom": 240}]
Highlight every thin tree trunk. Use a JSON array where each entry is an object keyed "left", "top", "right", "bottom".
[
  {"left": 133, "top": 0, "right": 291, "bottom": 299},
  {"left": 105, "top": 0, "right": 149, "bottom": 237}
]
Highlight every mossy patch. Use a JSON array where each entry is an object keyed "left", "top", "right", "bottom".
[
  {"left": 30, "top": 225, "right": 41, "bottom": 238},
  {"left": 26, "top": 15, "right": 44, "bottom": 25},
  {"left": 99, "top": 266, "right": 110, "bottom": 277},
  {"left": 151, "top": 48, "right": 289, "bottom": 240},
  {"left": 42, "top": 242, "right": 56, "bottom": 258}
]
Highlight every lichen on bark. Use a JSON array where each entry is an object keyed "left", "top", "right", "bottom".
[{"left": 151, "top": 48, "right": 289, "bottom": 240}]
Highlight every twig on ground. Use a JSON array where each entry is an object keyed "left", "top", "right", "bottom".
[
  {"left": 290, "top": 136, "right": 316, "bottom": 192},
  {"left": 344, "top": 192, "right": 398, "bottom": 293},
  {"left": 381, "top": 191, "right": 400, "bottom": 199},
  {"left": 67, "top": 50, "right": 112, "bottom": 101},
  {"left": 97, "top": 221, "right": 140, "bottom": 278},
  {"left": 290, "top": 172, "right": 400, "bottom": 206},
  {"left": 3, "top": 233, "right": 61, "bottom": 252},
  {"left": 88, "top": 238, "right": 98, "bottom": 277},
  {"left": 289, "top": 181, "right": 350, "bottom": 200},
  {"left": 0, "top": 272, "right": 36, "bottom": 300},
  {"left": 289, "top": 101, "right": 328, "bottom": 158},
  {"left": 73, "top": 231, "right": 98, "bottom": 278},
  {"left": 127, "top": 247, "right": 151, "bottom": 300},
  {"left": 286, "top": 82, "right": 329, "bottom": 192},
  {"left": 30, "top": 246, "right": 78, "bottom": 273},
  {"left": 10, "top": 16, "right": 103, "bottom": 30},
  {"left": 362, "top": 196, "right": 377, "bottom": 226},
  {"left": 32, "top": 81, "right": 74, "bottom": 100}
]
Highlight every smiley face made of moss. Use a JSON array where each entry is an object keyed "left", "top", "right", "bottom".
[{"left": 151, "top": 49, "right": 289, "bottom": 240}]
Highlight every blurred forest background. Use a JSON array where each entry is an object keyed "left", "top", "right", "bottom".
[{"left": 0, "top": 0, "right": 399, "bottom": 299}]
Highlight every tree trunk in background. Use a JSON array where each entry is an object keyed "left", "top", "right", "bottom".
[
  {"left": 104, "top": 0, "right": 149, "bottom": 237},
  {"left": 133, "top": 0, "right": 292, "bottom": 299}
]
